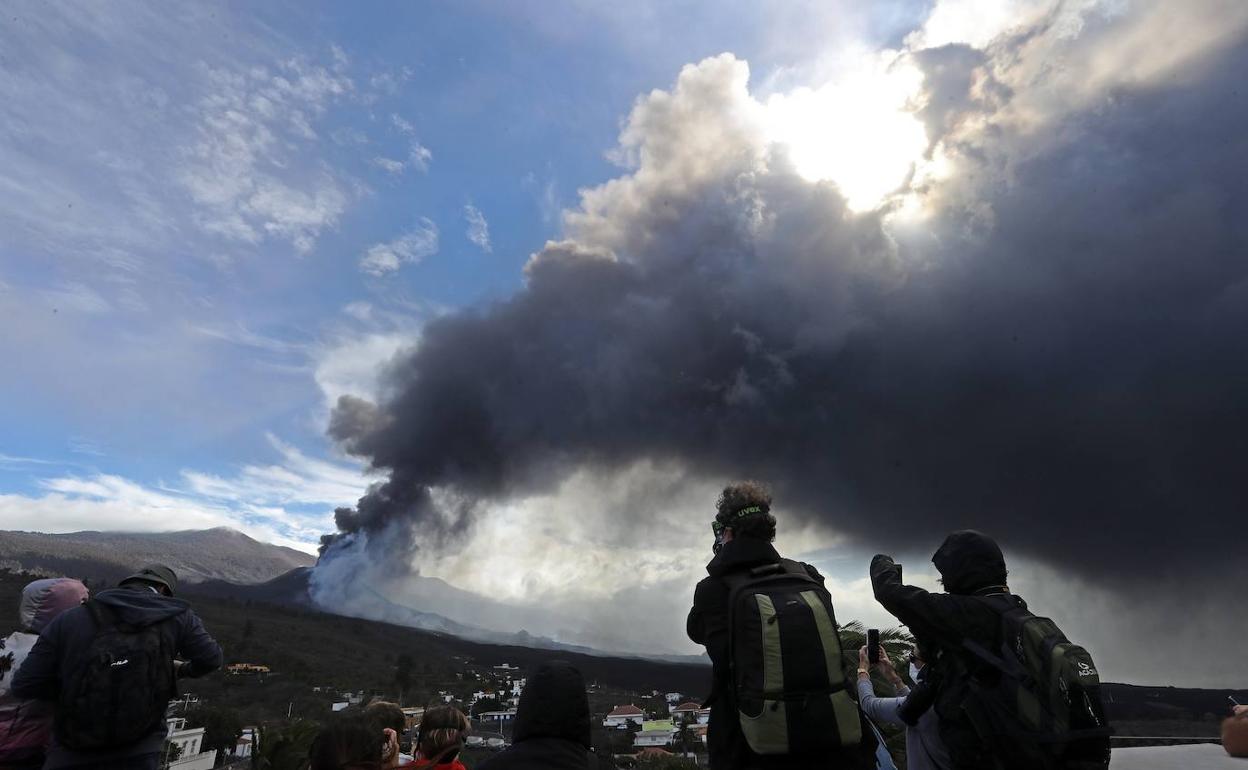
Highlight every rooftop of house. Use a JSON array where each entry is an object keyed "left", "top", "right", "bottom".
[{"left": 607, "top": 704, "right": 644, "bottom": 717}]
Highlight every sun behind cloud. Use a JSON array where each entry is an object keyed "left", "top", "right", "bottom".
[{"left": 763, "top": 51, "right": 928, "bottom": 211}]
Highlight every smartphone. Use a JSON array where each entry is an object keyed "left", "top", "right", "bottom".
[{"left": 868, "top": 629, "right": 880, "bottom": 665}]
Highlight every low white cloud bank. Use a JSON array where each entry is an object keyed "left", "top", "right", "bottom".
[{"left": 0, "top": 437, "right": 369, "bottom": 556}]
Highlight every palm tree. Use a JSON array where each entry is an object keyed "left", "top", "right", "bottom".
[{"left": 837, "top": 621, "right": 914, "bottom": 680}]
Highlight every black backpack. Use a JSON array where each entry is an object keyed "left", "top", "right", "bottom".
[
  {"left": 723, "top": 559, "right": 862, "bottom": 756},
  {"left": 959, "top": 595, "right": 1111, "bottom": 770},
  {"left": 56, "top": 600, "right": 178, "bottom": 750}
]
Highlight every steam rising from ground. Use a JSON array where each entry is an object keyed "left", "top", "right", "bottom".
[{"left": 312, "top": 2, "right": 1248, "bottom": 685}]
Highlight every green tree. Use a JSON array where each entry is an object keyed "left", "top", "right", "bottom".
[
  {"left": 395, "top": 653, "right": 414, "bottom": 703},
  {"left": 253, "top": 720, "right": 321, "bottom": 770},
  {"left": 161, "top": 739, "right": 183, "bottom": 763},
  {"left": 185, "top": 705, "right": 243, "bottom": 758},
  {"left": 471, "top": 696, "right": 504, "bottom": 717}
]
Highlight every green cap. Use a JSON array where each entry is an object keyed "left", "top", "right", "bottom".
[{"left": 120, "top": 564, "right": 179, "bottom": 595}]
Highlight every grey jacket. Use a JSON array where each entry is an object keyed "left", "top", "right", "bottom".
[{"left": 857, "top": 676, "right": 952, "bottom": 770}]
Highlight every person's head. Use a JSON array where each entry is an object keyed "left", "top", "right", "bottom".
[
  {"left": 513, "top": 660, "right": 592, "bottom": 748},
  {"left": 713, "top": 480, "right": 777, "bottom": 549},
  {"left": 19, "top": 577, "right": 88, "bottom": 633},
  {"left": 365, "top": 700, "right": 407, "bottom": 763},
  {"left": 416, "top": 705, "right": 469, "bottom": 764},
  {"left": 308, "top": 715, "right": 383, "bottom": 770},
  {"left": 931, "top": 530, "right": 1008, "bottom": 596},
  {"left": 365, "top": 700, "right": 406, "bottom": 736},
  {"left": 119, "top": 564, "right": 178, "bottom": 597},
  {"left": 908, "top": 636, "right": 938, "bottom": 671}
]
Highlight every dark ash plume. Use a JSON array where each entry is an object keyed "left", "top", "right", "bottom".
[{"left": 325, "top": 35, "right": 1248, "bottom": 596}]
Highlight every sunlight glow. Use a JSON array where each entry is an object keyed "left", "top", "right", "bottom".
[{"left": 764, "top": 53, "right": 929, "bottom": 212}]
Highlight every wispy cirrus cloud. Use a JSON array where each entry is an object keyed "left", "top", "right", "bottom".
[
  {"left": 179, "top": 61, "right": 355, "bottom": 253},
  {"left": 359, "top": 219, "right": 440, "bottom": 276},
  {"left": 464, "top": 203, "right": 492, "bottom": 253}
]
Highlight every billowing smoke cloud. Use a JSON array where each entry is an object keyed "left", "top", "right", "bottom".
[{"left": 318, "top": 2, "right": 1248, "bottom": 677}]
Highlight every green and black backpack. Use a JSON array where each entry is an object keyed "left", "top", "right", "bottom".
[
  {"left": 723, "top": 559, "right": 862, "bottom": 756},
  {"left": 960, "top": 594, "right": 1111, "bottom": 769}
]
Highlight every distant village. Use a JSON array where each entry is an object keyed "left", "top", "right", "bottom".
[{"left": 165, "top": 658, "right": 710, "bottom": 768}]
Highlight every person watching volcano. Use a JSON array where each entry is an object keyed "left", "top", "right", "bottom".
[{"left": 687, "top": 481, "right": 877, "bottom": 769}]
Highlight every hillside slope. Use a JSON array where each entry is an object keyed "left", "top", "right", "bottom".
[
  {"left": 0, "top": 568, "right": 712, "bottom": 701},
  {"left": 0, "top": 527, "right": 314, "bottom": 584}
]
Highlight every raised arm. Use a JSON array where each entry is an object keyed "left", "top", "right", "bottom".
[{"left": 870, "top": 555, "right": 967, "bottom": 650}]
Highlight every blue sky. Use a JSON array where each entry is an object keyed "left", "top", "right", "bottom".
[{"left": 0, "top": 1, "right": 932, "bottom": 549}]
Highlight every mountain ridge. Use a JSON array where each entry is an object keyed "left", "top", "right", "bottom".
[{"left": 0, "top": 527, "right": 314, "bottom": 585}]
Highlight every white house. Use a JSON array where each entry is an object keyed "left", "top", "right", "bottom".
[
  {"left": 671, "top": 702, "right": 702, "bottom": 721},
  {"left": 231, "top": 726, "right": 259, "bottom": 759},
  {"left": 478, "top": 709, "right": 518, "bottom": 726},
  {"left": 603, "top": 704, "right": 645, "bottom": 729},
  {"left": 633, "top": 720, "right": 676, "bottom": 749},
  {"left": 165, "top": 718, "right": 216, "bottom": 770}
]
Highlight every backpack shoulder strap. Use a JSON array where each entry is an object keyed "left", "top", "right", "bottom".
[
  {"left": 85, "top": 599, "right": 113, "bottom": 629},
  {"left": 778, "top": 558, "right": 814, "bottom": 578},
  {"left": 722, "top": 560, "right": 818, "bottom": 601},
  {"left": 85, "top": 600, "right": 142, "bottom": 634},
  {"left": 962, "top": 594, "right": 1035, "bottom": 678}
]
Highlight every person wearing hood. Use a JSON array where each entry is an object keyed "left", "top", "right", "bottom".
[
  {"left": 874, "top": 530, "right": 1081, "bottom": 770},
  {"left": 688, "top": 481, "right": 879, "bottom": 770},
  {"left": 0, "top": 578, "right": 89, "bottom": 769},
  {"left": 478, "top": 661, "right": 601, "bottom": 770},
  {"left": 11, "top": 564, "right": 223, "bottom": 770}
]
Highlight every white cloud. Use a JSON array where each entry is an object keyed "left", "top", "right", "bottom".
[
  {"left": 359, "top": 218, "right": 439, "bottom": 276},
  {"left": 314, "top": 330, "right": 417, "bottom": 409},
  {"left": 388, "top": 114, "right": 432, "bottom": 172},
  {"left": 370, "top": 156, "right": 406, "bottom": 175},
  {"left": 181, "top": 434, "right": 367, "bottom": 509},
  {"left": 407, "top": 142, "right": 433, "bottom": 173},
  {"left": 179, "top": 61, "right": 353, "bottom": 253},
  {"left": 1, "top": 474, "right": 245, "bottom": 535},
  {"left": 40, "top": 283, "right": 113, "bottom": 315},
  {"left": 0, "top": 434, "right": 371, "bottom": 554},
  {"left": 463, "top": 203, "right": 492, "bottom": 252}
]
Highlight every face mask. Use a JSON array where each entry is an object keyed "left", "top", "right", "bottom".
[{"left": 909, "top": 663, "right": 922, "bottom": 683}]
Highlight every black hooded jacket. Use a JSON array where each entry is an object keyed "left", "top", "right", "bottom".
[
  {"left": 870, "top": 531, "right": 1013, "bottom": 770},
  {"left": 478, "top": 661, "right": 601, "bottom": 770},
  {"left": 687, "top": 537, "right": 878, "bottom": 770},
  {"left": 11, "top": 585, "right": 223, "bottom": 769}
]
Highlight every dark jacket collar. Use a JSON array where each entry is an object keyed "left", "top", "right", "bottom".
[{"left": 705, "top": 537, "right": 782, "bottom": 578}]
